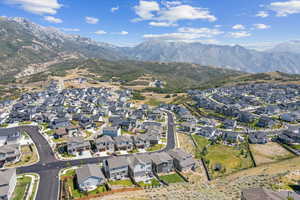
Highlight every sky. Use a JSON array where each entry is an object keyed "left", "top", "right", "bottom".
[{"left": 0, "top": 0, "right": 300, "bottom": 48}]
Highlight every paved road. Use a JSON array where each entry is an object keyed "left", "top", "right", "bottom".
[{"left": 17, "top": 111, "right": 176, "bottom": 200}]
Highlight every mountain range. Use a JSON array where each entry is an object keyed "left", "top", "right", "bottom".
[{"left": 0, "top": 16, "right": 300, "bottom": 80}]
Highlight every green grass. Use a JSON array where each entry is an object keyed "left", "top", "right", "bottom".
[
  {"left": 146, "top": 144, "right": 165, "bottom": 152},
  {"left": 192, "top": 135, "right": 210, "bottom": 151},
  {"left": 146, "top": 98, "right": 164, "bottom": 106},
  {"left": 204, "top": 144, "right": 253, "bottom": 178},
  {"left": 290, "top": 144, "right": 300, "bottom": 150},
  {"left": 12, "top": 176, "right": 32, "bottom": 200},
  {"left": 159, "top": 173, "right": 184, "bottom": 184},
  {"left": 122, "top": 129, "right": 136, "bottom": 135},
  {"left": 108, "top": 179, "right": 134, "bottom": 187},
  {"left": 62, "top": 169, "right": 106, "bottom": 199},
  {"left": 138, "top": 179, "right": 161, "bottom": 187}
]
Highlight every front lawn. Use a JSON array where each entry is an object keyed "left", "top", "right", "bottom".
[
  {"left": 159, "top": 173, "right": 184, "bottom": 184},
  {"left": 146, "top": 144, "right": 165, "bottom": 152}
]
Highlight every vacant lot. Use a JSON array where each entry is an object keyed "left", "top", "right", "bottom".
[
  {"left": 192, "top": 135, "right": 210, "bottom": 151},
  {"left": 205, "top": 144, "right": 253, "bottom": 178},
  {"left": 250, "top": 142, "right": 295, "bottom": 166}
]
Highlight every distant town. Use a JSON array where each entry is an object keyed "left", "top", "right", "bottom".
[{"left": 1, "top": 78, "right": 300, "bottom": 200}]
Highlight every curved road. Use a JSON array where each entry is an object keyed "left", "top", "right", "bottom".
[{"left": 17, "top": 111, "right": 176, "bottom": 200}]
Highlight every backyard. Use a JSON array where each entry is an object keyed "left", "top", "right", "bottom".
[
  {"left": 250, "top": 142, "right": 295, "bottom": 166},
  {"left": 159, "top": 173, "right": 185, "bottom": 184},
  {"left": 204, "top": 144, "right": 254, "bottom": 179}
]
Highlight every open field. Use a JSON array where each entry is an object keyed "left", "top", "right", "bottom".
[
  {"left": 250, "top": 142, "right": 295, "bottom": 165},
  {"left": 192, "top": 135, "right": 210, "bottom": 151},
  {"left": 205, "top": 144, "right": 253, "bottom": 178},
  {"left": 178, "top": 133, "right": 196, "bottom": 156}
]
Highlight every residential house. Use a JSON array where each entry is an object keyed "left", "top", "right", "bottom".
[
  {"left": 50, "top": 118, "right": 70, "bottom": 129},
  {"left": 103, "top": 157, "right": 129, "bottom": 180},
  {"left": 76, "top": 164, "right": 106, "bottom": 191},
  {"left": 95, "top": 136, "right": 115, "bottom": 153},
  {"left": 0, "top": 128, "right": 21, "bottom": 146},
  {"left": 127, "top": 155, "right": 153, "bottom": 182},
  {"left": 133, "top": 134, "right": 151, "bottom": 149},
  {"left": 0, "top": 169, "right": 16, "bottom": 200},
  {"left": 248, "top": 132, "right": 268, "bottom": 144},
  {"left": 150, "top": 152, "right": 174, "bottom": 174},
  {"left": 102, "top": 127, "right": 121, "bottom": 138},
  {"left": 0, "top": 145, "right": 20, "bottom": 164},
  {"left": 241, "top": 188, "right": 289, "bottom": 200},
  {"left": 67, "top": 137, "right": 91, "bottom": 155},
  {"left": 168, "top": 148, "right": 196, "bottom": 172},
  {"left": 257, "top": 117, "right": 276, "bottom": 128},
  {"left": 114, "top": 136, "right": 133, "bottom": 151}
]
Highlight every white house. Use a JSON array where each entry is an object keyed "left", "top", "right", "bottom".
[
  {"left": 102, "top": 127, "right": 121, "bottom": 137},
  {"left": 127, "top": 155, "right": 153, "bottom": 182},
  {"left": 76, "top": 164, "right": 106, "bottom": 191}
]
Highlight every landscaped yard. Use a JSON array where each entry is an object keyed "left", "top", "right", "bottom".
[
  {"left": 250, "top": 142, "right": 295, "bottom": 165},
  {"left": 138, "top": 178, "right": 161, "bottom": 187},
  {"left": 146, "top": 144, "right": 165, "bottom": 152},
  {"left": 6, "top": 145, "right": 39, "bottom": 168},
  {"left": 61, "top": 169, "right": 107, "bottom": 199},
  {"left": 12, "top": 176, "right": 32, "bottom": 200},
  {"left": 108, "top": 179, "right": 134, "bottom": 187},
  {"left": 204, "top": 144, "right": 253, "bottom": 178},
  {"left": 159, "top": 173, "right": 184, "bottom": 184}
]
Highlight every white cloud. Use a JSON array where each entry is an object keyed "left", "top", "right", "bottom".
[
  {"left": 268, "top": 0, "right": 300, "bottom": 16},
  {"left": 178, "top": 27, "right": 223, "bottom": 37},
  {"left": 133, "top": 1, "right": 217, "bottom": 23},
  {"left": 143, "top": 26, "right": 223, "bottom": 42},
  {"left": 229, "top": 31, "right": 251, "bottom": 38},
  {"left": 94, "top": 30, "right": 107, "bottom": 35},
  {"left": 119, "top": 31, "right": 129, "bottom": 35},
  {"left": 158, "top": 5, "right": 217, "bottom": 22},
  {"left": 253, "top": 23, "right": 271, "bottom": 29},
  {"left": 4, "top": 0, "right": 61, "bottom": 15},
  {"left": 44, "top": 16, "right": 62, "bottom": 23},
  {"left": 133, "top": 0, "right": 160, "bottom": 21},
  {"left": 61, "top": 28, "right": 80, "bottom": 32},
  {"left": 162, "top": 1, "right": 182, "bottom": 8},
  {"left": 111, "top": 6, "right": 119, "bottom": 12},
  {"left": 256, "top": 11, "right": 269, "bottom": 18},
  {"left": 149, "top": 21, "right": 177, "bottom": 27},
  {"left": 85, "top": 16, "right": 99, "bottom": 24},
  {"left": 232, "top": 24, "right": 245, "bottom": 30}
]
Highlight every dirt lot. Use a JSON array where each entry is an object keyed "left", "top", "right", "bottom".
[{"left": 250, "top": 142, "right": 295, "bottom": 166}]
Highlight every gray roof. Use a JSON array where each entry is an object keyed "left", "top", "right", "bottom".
[
  {"left": 106, "top": 157, "right": 128, "bottom": 169},
  {"left": 76, "top": 164, "right": 105, "bottom": 185},
  {"left": 168, "top": 148, "right": 192, "bottom": 161},
  {"left": 0, "top": 169, "right": 16, "bottom": 197},
  {"left": 150, "top": 152, "right": 172, "bottom": 165},
  {"left": 241, "top": 188, "right": 285, "bottom": 200}
]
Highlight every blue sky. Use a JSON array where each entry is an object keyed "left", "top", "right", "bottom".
[{"left": 1, "top": 0, "right": 300, "bottom": 47}]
